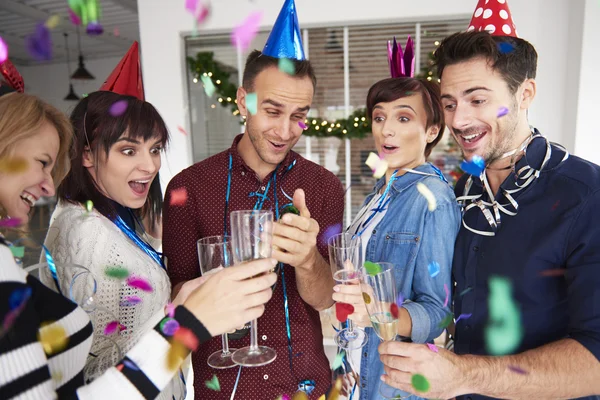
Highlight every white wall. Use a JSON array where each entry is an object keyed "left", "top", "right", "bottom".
[
  {"left": 17, "top": 57, "right": 124, "bottom": 115},
  {"left": 137, "top": 0, "right": 587, "bottom": 183}
]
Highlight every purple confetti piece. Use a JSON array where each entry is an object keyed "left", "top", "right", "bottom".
[
  {"left": 231, "top": 12, "right": 262, "bottom": 51},
  {"left": 455, "top": 313, "right": 472, "bottom": 323},
  {"left": 123, "top": 359, "right": 140, "bottom": 371},
  {"left": 185, "top": 0, "right": 198, "bottom": 12},
  {"left": 0, "top": 37, "right": 7, "bottom": 64},
  {"left": 0, "top": 217, "right": 21, "bottom": 228},
  {"left": 497, "top": 107, "right": 509, "bottom": 118},
  {"left": 161, "top": 318, "right": 180, "bottom": 336},
  {"left": 126, "top": 276, "right": 153, "bottom": 292},
  {"left": 426, "top": 343, "right": 439, "bottom": 353},
  {"left": 68, "top": 8, "right": 81, "bottom": 26},
  {"left": 319, "top": 223, "right": 342, "bottom": 246},
  {"left": 104, "top": 321, "right": 119, "bottom": 335},
  {"left": 109, "top": 100, "right": 128, "bottom": 117},
  {"left": 9, "top": 287, "right": 31, "bottom": 311},
  {"left": 443, "top": 283, "right": 449, "bottom": 307},
  {"left": 86, "top": 22, "right": 103, "bottom": 36},
  {"left": 298, "top": 121, "right": 307, "bottom": 130},
  {"left": 396, "top": 293, "right": 404, "bottom": 305},
  {"left": 26, "top": 23, "right": 52, "bottom": 61},
  {"left": 508, "top": 365, "right": 528, "bottom": 374},
  {"left": 120, "top": 295, "right": 142, "bottom": 307}
]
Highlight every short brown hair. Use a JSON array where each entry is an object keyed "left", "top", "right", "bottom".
[
  {"left": 366, "top": 77, "right": 445, "bottom": 158},
  {"left": 434, "top": 31, "right": 537, "bottom": 94},
  {"left": 242, "top": 50, "right": 317, "bottom": 91},
  {"left": 0, "top": 92, "right": 72, "bottom": 184}
]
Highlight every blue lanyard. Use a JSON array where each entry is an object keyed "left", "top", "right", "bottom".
[{"left": 113, "top": 211, "right": 165, "bottom": 270}]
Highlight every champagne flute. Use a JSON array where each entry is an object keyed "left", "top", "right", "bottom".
[
  {"left": 230, "top": 210, "right": 277, "bottom": 367},
  {"left": 361, "top": 262, "right": 412, "bottom": 399},
  {"left": 328, "top": 233, "right": 368, "bottom": 350},
  {"left": 197, "top": 235, "right": 237, "bottom": 369}
]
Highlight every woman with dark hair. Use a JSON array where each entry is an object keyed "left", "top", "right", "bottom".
[
  {"left": 332, "top": 40, "right": 461, "bottom": 400},
  {"left": 39, "top": 91, "right": 184, "bottom": 398}
]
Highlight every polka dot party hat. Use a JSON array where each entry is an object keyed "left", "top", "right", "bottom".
[{"left": 467, "top": 0, "right": 518, "bottom": 37}]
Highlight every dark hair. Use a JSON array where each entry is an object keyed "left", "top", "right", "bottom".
[
  {"left": 366, "top": 77, "right": 445, "bottom": 158},
  {"left": 434, "top": 31, "right": 537, "bottom": 94},
  {"left": 242, "top": 50, "right": 317, "bottom": 91},
  {"left": 57, "top": 91, "right": 169, "bottom": 231}
]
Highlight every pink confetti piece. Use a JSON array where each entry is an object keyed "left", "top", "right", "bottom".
[
  {"left": 443, "top": 283, "right": 449, "bottom": 307},
  {"left": 455, "top": 313, "right": 472, "bottom": 323},
  {"left": 426, "top": 343, "right": 439, "bottom": 353},
  {"left": 177, "top": 126, "right": 188, "bottom": 136},
  {"left": 231, "top": 12, "right": 262, "bottom": 51},
  {"left": 109, "top": 100, "right": 128, "bottom": 117},
  {"left": 26, "top": 23, "right": 52, "bottom": 61},
  {"left": 113, "top": 27, "right": 120, "bottom": 37},
  {"left": 126, "top": 276, "right": 153, "bottom": 292},
  {"left": 169, "top": 187, "right": 188, "bottom": 206},
  {"left": 104, "top": 321, "right": 119, "bottom": 335},
  {"left": 68, "top": 8, "right": 81, "bottom": 26},
  {"left": 497, "top": 106, "right": 509, "bottom": 118},
  {"left": 120, "top": 295, "right": 142, "bottom": 307},
  {"left": 0, "top": 37, "right": 8, "bottom": 64},
  {"left": 165, "top": 303, "right": 175, "bottom": 318},
  {"left": 0, "top": 217, "right": 21, "bottom": 228},
  {"left": 508, "top": 365, "right": 528, "bottom": 374},
  {"left": 298, "top": 121, "right": 307, "bottom": 130}
]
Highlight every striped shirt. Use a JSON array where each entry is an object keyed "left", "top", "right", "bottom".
[{"left": 0, "top": 241, "right": 210, "bottom": 399}]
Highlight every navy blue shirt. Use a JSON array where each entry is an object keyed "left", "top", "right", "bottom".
[{"left": 453, "top": 133, "right": 600, "bottom": 400}]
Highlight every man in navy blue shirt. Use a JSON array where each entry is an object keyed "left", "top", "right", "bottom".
[{"left": 376, "top": 24, "right": 600, "bottom": 400}]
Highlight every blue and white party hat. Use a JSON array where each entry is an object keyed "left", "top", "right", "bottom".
[{"left": 262, "top": 0, "right": 305, "bottom": 60}]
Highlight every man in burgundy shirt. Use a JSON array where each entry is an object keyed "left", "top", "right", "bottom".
[{"left": 163, "top": 44, "right": 345, "bottom": 399}]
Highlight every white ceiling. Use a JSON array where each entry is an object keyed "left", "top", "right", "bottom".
[{"left": 0, "top": 0, "right": 140, "bottom": 66}]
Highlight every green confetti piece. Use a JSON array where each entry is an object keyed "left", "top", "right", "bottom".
[
  {"left": 332, "top": 350, "right": 345, "bottom": 370},
  {"left": 279, "top": 205, "right": 299, "bottom": 218},
  {"left": 205, "top": 374, "right": 220, "bottom": 391},
  {"left": 278, "top": 58, "right": 295, "bottom": 75},
  {"left": 10, "top": 246, "right": 25, "bottom": 258},
  {"left": 411, "top": 373, "right": 430, "bottom": 393},
  {"left": 246, "top": 92, "right": 258, "bottom": 115},
  {"left": 437, "top": 312, "right": 453, "bottom": 329},
  {"left": 105, "top": 266, "right": 130, "bottom": 280},
  {"left": 85, "top": 200, "right": 93, "bottom": 212},
  {"left": 485, "top": 276, "right": 523, "bottom": 355},
  {"left": 200, "top": 75, "right": 216, "bottom": 97},
  {"left": 364, "top": 261, "right": 382, "bottom": 276}
]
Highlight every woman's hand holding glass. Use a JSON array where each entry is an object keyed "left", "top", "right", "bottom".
[{"left": 332, "top": 281, "right": 372, "bottom": 328}]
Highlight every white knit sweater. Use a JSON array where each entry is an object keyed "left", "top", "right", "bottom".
[{"left": 40, "top": 201, "right": 185, "bottom": 400}]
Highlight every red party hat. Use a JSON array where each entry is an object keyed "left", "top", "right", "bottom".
[
  {"left": 100, "top": 41, "right": 144, "bottom": 100},
  {"left": 467, "top": 0, "right": 518, "bottom": 37},
  {"left": 0, "top": 59, "right": 24, "bottom": 94}
]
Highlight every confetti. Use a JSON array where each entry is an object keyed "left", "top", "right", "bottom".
[
  {"left": 437, "top": 312, "right": 453, "bottom": 329},
  {"left": 26, "top": 23, "right": 52, "bottom": 61},
  {"left": 459, "top": 287, "right": 473, "bottom": 296},
  {"left": 298, "top": 121, "right": 307, "bottom": 130},
  {"left": 38, "top": 323, "right": 68, "bottom": 355},
  {"left": 497, "top": 42, "right": 515, "bottom": 54},
  {"left": 320, "top": 223, "right": 342, "bottom": 246},
  {"left": 173, "top": 327, "right": 199, "bottom": 351},
  {"left": 364, "top": 261, "right": 382, "bottom": 276},
  {"left": 169, "top": 188, "right": 188, "bottom": 206},
  {"left": 390, "top": 302, "right": 399, "bottom": 319},
  {"left": 292, "top": 392, "right": 309, "bottom": 400},
  {"left": 10, "top": 246, "right": 25, "bottom": 258},
  {"left": 200, "top": 75, "right": 216, "bottom": 97},
  {"left": 245, "top": 92, "right": 258, "bottom": 115},
  {"left": 426, "top": 343, "right": 439, "bottom": 353},
  {"left": 116, "top": 364, "right": 124, "bottom": 372},
  {"left": 278, "top": 58, "right": 295, "bottom": 75},
  {"left": 335, "top": 302, "right": 354, "bottom": 322},
  {"left": 167, "top": 340, "right": 188, "bottom": 370},
  {"left": 362, "top": 292, "right": 371, "bottom": 304},
  {"left": 0, "top": 217, "right": 21, "bottom": 228},
  {"left": 160, "top": 318, "right": 180, "bottom": 336},
  {"left": 120, "top": 295, "right": 142, "bottom": 307},
  {"left": 0, "top": 158, "right": 28, "bottom": 173},
  {"left": 411, "top": 373, "right": 430, "bottom": 393},
  {"left": 51, "top": 370, "right": 63, "bottom": 382},
  {"left": 165, "top": 302, "right": 175, "bottom": 318},
  {"left": 497, "top": 106, "right": 509, "bottom": 118},
  {"left": 205, "top": 374, "right": 221, "bottom": 391},
  {"left": 123, "top": 359, "right": 140, "bottom": 370},
  {"left": 231, "top": 11, "right": 262, "bottom": 51},
  {"left": 177, "top": 126, "right": 188, "bottom": 136},
  {"left": 485, "top": 276, "right": 523, "bottom": 355},
  {"left": 460, "top": 155, "right": 486, "bottom": 176},
  {"left": 109, "top": 100, "right": 128, "bottom": 117},
  {"left": 540, "top": 268, "right": 566, "bottom": 277},
  {"left": 126, "top": 276, "right": 153, "bottom": 292},
  {"left": 455, "top": 313, "right": 472, "bottom": 323},
  {"left": 428, "top": 261, "right": 440, "bottom": 278},
  {"left": 105, "top": 266, "right": 129, "bottom": 280},
  {"left": 9, "top": 287, "right": 31, "bottom": 310},
  {"left": 508, "top": 365, "right": 528, "bottom": 374},
  {"left": 85, "top": 200, "right": 93, "bottom": 212},
  {"left": 365, "top": 152, "right": 388, "bottom": 179},
  {"left": 332, "top": 350, "right": 345, "bottom": 369},
  {"left": 396, "top": 293, "right": 404, "bottom": 305},
  {"left": 45, "top": 15, "right": 61, "bottom": 29},
  {"left": 68, "top": 8, "right": 81, "bottom": 25},
  {"left": 0, "top": 37, "right": 7, "bottom": 64},
  {"left": 551, "top": 200, "right": 560, "bottom": 211},
  {"left": 185, "top": 0, "right": 210, "bottom": 24},
  {"left": 113, "top": 27, "right": 120, "bottom": 36},
  {"left": 416, "top": 182, "right": 437, "bottom": 211},
  {"left": 443, "top": 283, "right": 449, "bottom": 307},
  {"left": 104, "top": 321, "right": 120, "bottom": 335}
]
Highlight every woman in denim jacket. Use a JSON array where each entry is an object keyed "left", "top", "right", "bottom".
[{"left": 333, "top": 77, "right": 461, "bottom": 400}]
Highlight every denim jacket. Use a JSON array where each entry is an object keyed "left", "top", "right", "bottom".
[{"left": 358, "top": 163, "right": 461, "bottom": 400}]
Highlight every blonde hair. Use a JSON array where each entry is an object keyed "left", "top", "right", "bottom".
[{"left": 0, "top": 93, "right": 73, "bottom": 185}]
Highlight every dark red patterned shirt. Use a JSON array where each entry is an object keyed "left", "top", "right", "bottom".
[{"left": 163, "top": 134, "right": 345, "bottom": 399}]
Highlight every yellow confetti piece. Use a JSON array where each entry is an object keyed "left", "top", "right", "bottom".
[
  {"left": 166, "top": 340, "right": 188, "bottom": 371},
  {"left": 292, "top": 392, "right": 309, "bottom": 400},
  {"left": 38, "top": 323, "right": 68, "bottom": 355},
  {"left": 365, "top": 152, "right": 388, "bottom": 179},
  {"left": 362, "top": 292, "right": 371, "bottom": 304},
  {"left": 416, "top": 182, "right": 437, "bottom": 211},
  {"left": 51, "top": 370, "right": 63, "bottom": 383},
  {"left": 318, "top": 396, "right": 326, "bottom": 400},
  {"left": 0, "top": 158, "right": 28, "bottom": 174},
  {"left": 45, "top": 15, "right": 61, "bottom": 29}
]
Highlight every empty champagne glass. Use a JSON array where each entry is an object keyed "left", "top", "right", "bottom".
[
  {"left": 198, "top": 235, "right": 236, "bottom": 369},
  {"left": 230, "top": 210, "right": 277, "bottom": 367},
  {"left": 328, "top": 233, "right": 368, "bottom": 350},
  {"left": 361, "top": 262, "right": 412, "bottom": 399}
]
